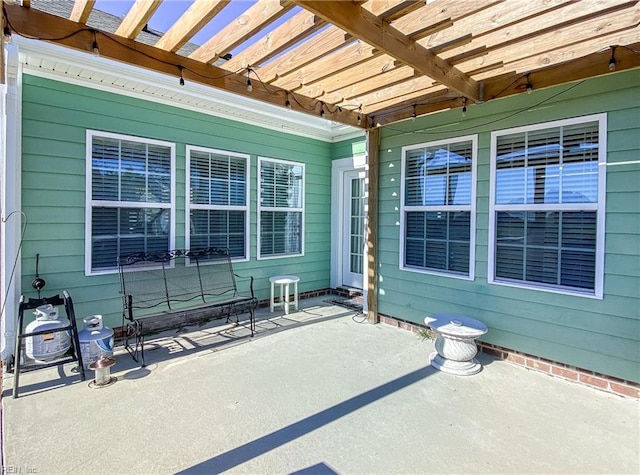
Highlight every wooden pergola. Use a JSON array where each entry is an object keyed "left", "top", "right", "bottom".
[{"left": 2, "top": 0, "right": 639, "bottom": 128}]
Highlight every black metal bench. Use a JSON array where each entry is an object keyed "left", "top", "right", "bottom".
[{"left": 118, "top": 248, "right": 257, "bottom": 367}]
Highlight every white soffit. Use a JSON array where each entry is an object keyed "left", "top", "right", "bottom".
[{"left": 15, "top": 38, "right": 364, "bottom": 143}]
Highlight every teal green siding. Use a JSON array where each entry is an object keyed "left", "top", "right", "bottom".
[
  {"left": 377, "top": 70, "right": 640, "bottom": 382},
  {"left": 331, "top": 136, "right": 366, "bottom": 160},
  {"left": 20, "top": 75, "right": 333, "bottom": 329}
]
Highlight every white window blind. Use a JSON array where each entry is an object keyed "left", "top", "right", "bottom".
[
  {"left": 401, "top": 136, "right": 477, "bottom": 277},
  {"left": 490, "top": 115, "right": 606, "bottom": 296},
  {"left": 258, "top": 158, "right": 304, "bottom": 258},
  {"left": 187, "top": 147, "right": 249, "bottom": 260},
  {"left": 87, "top": 132, "right": 174, "bottom": 274}
]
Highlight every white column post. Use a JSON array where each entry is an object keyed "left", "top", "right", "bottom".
[{"left": 1, "top": 43, "right": 23, "bottom": 363}]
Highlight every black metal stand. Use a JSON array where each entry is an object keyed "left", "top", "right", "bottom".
[{"left": 8, "top": 291, "right": 86, "bottom": 398}]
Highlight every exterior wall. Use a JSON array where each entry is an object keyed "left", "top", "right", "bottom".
[
  {"left": 331, "top": 136, "right": 367, "bottom": 161},
  {"left": 376, "top": 70, "right": 640, "bottom": 383},
  {"left": 19, "top": 74, "right": 333, "bottom": 329}
]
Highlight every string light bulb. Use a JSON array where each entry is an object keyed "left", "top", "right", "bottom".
[
  {"left": 285, "top": 93, "right": 292, "bottom": 109},
  {"left": 411, "top": 104, "right": 417, "bottom": 121},
  {"left": 92, "top": 31, "right": 100, "bottom": 56},
  {"left": 462, "top": 97, "right": 467, "bottom": 117},
  {"left": 525, "top": 73, "right": 533, "bottom": 94},
  {"left": 246, "top": 68, "right": 253, "bottom": 92},
  {"left": 179, "top": 67, "right": 185, "bottom": 86},
  {"left": 609, "top": 45, "right": 616, "bottom": 71},
  {"left": 3, "top": 25, "right": 12, "bottom": 44},
  {"left": 357, "top": 105, "right": 362, "bottom": 125}
]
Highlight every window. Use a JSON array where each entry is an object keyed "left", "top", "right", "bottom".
[
  {"left": 85, "top": 131, "right": 175, "bottom": 274},
  {"left": 489, "top": 114, "right": 606, "bottom": 297},
  {"left": 258, "top": 157, "right": 304, "bottom": 258},
  {"left": 186, "top": 146, "right": 250, "bottom": 260},
  {"left": 400, "top": 136, "right": 477, "bottom": 278}
]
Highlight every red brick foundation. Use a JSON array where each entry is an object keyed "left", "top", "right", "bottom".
[{"left": 378, "top": 313, "right": 639, "bottom": 399}]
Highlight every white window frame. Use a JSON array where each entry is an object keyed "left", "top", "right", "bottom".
[
  {"left": 488, "top": 113, "right": 607, "bottom": 298},
  {"left": 257, "top": 156, "right": 305, "bottom": 260},
  {"left": 185, "top": 145, "right": 250, "bottom": 262},
  {"left": 84, "top": 130, "right": 176, "bottom": 276},
  {"left": 399, "top": 135, "right": 478, "bottom": 280}
]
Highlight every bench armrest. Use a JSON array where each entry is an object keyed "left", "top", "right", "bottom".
[{"left": 234, "top": 273, "right": 255, "bottom": 299}]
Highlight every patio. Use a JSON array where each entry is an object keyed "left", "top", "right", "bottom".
[{"left": 2, "top": 296, "right": 639, "bottom": 474}]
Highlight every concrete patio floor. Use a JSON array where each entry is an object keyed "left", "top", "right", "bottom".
[{"left": 2, "top": 296, "right": 639, "bottom": 474}]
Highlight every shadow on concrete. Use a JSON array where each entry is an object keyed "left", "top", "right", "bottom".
[
  {"left": 290, "top": 462, "right": 339, "bottom": 475},
  {"left": 177, "top": 365, "right": 436, "bottom": 474},
  {"left": 2, "top": 305, "right": 357, "bottom": 398}
]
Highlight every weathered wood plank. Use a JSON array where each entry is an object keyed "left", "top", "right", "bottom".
[
  {"left": 114, "top": 0, "right": 161, "bottom": 39},
  {"left": 154, "top": 0, "right": 231, "bottom": 52},
  {"left": 189, "top": 0, "right": 294, "bottom": 63},
  {"left": 223, "top": 9, "right": 324, "bottom": 71},
  {"left": 293, "top": 0, "right": 479, "bottom": 101},
  {"left": 69, "top": 0, "right": 95, "bottom": 24}
]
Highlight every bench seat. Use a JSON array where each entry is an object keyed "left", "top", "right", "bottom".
[{"left": 118, "top": 248, "right": 257, "bottom": 366}]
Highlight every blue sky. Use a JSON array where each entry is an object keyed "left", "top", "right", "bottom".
[{"left": 94, "top": 1, "right": 299, "bottom": 54}]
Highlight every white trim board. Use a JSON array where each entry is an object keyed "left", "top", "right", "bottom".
[{"left": 15, "top": 37, "right": 365, "bottom": 144}]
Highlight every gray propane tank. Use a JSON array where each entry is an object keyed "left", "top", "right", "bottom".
[
  {"left": 25, "top": 304, "right": 71, "bottom": 362},
  {"left": 78, "top": 315, "right": 114, "bottom": 370}
]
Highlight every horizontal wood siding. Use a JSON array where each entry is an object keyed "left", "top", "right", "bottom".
[
  {"left": 20, "top": 75, "right": 332, "bottom": 328},
  {"left": 378, "top": 70, "right": 640, "bottom": 382},
  {"left": 331, "top": 136, "right": 367, "bottom": 160}
]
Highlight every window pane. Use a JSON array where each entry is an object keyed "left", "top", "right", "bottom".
[
  {"left": 495, "top": 210, "right": 597, "bottom": 291},
  {"left": 260, "top": 210, "right": 302, "bottom": 256},
  {"left": 404, "top": 211, "right": 470, "bottom": 274},
  {"left": 496, "top": 121, "right": 599, "bottom": 206},
  {"left": 562, "top": 212, "right": 596, "bottom": 249},
  {"left": 561, "top": 162, "right": 598, "bottom": 203},
  {"left": 188, "top": 149, "right": 248, "bottom": 259},
  {"left": 405, "top": 142, "right": 473, "bottom": 206},
  {"left": 560, "top": 250, "right": 595, "bottom": 289},
  {"left": 90, "top": 134, "right": 173, "bottom": 272},
  {"left": 425, "top": 212, "right": 447, "bottom": 240},
  {"left": 405, "top": 149, "right": 427, "bottom": 206},
  {"left": 92, "top": 137, "right": 171, "bottom": 204},
  {"left": 190, "top": 209, "right": 246, "bottom": 259},
  {"left": 91, "top": 206, "right": 170, "bottom": 270},
  {"left": 92, "top": 137, "right": 120, "bottom": 201},
  {"left": 259, "top": 159, "right": 304, "bottom": 257},
  {"left": 448, "top": 142, "right": 473, "bottom": 205},
  {"left": 229, "top": 156, "right": 247, "bottom": 206}
]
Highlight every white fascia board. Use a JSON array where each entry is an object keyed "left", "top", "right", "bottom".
[{"left": 15, "top": 37, "right": 364, "bottom": 143}]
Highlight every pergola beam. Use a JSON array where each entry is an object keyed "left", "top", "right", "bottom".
[
  {"left": 114, "top": 0, "right": 162, "bottom": 39},
  {"left": 223, "top": 9, "right": 324, "bottom": 71},
  {"left": 3, "top": 4, "right": 365, "bottom": 129},
  {"left": 189, "top": 0, "right": 294, "bottom": 63},
  {"left": 69, "top": 0, "right": 95, "bottom": 24},
  {"left": 293, "top": 0, "right": 479, "bottom": 102},
  {"left": 154, "top": 0, "right": 231, "bottom": 53}
]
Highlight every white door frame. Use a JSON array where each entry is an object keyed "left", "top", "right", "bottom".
[
  {"left": 330, "top": 155, "right": 367, "bottom": 308},
  {"left": 342, "top": 169, "right": 366, "bottom": 289}
]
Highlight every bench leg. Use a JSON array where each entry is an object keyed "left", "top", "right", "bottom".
[
  {"left": 294, "top": 281, "right": 299, "bottom": 311},
  {"left": 124, "top": 320, "right": 146, "bottom": 367}
]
